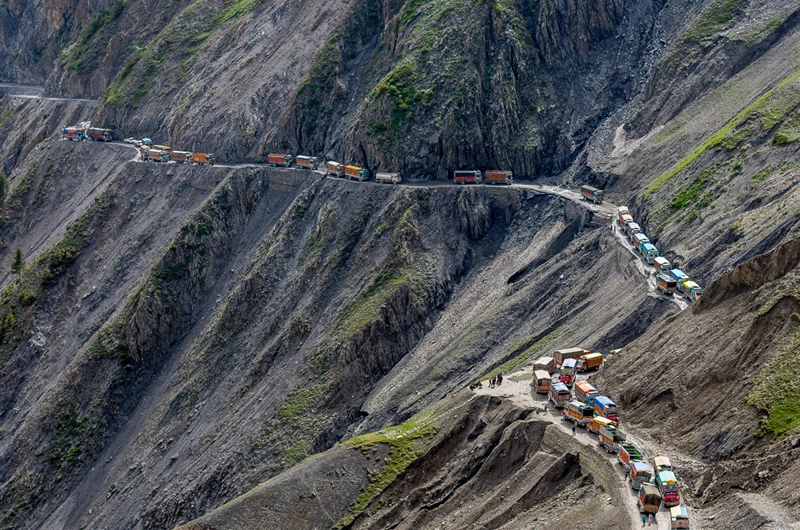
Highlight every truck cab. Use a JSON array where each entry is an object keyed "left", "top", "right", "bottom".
[
  {"left": 669, "top": 269, "right": 689, "bottom": 292},
  {"left": 559, "top": 358, "right": 577, "bottom": 386},
  {"left": 683, "top": 281, "right": 703, "bottom": 301}
]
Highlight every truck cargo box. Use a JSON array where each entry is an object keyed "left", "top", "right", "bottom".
[
  {"left": 533, "top": 370, "right": 551, "bottom": 394},
  {"left": 577, "top": 352, "right": 603, "bottom": 372},
  {"left": 295, "top": 155, "right": 319, "bottom": 170},
  {"left": 484, "top": 170, "right": 512, "bottom": 185},
  {"left": 593, "top": 395, "right": 619, "bottom": 421},
  {"left": 580, "top": 185, "right": 604, "bottom": 204},
  {"left": 532, "top": 356, "right": 556, "bottom": 373},
  {"left": 575, "top": 380, "right": 598, "bottom": 404},
  {"left": 191, "top": 153, "right": 216, "bottom": 165},
  {"left": 630, "top": 461, "right": 653, "bottom": 491},
  {"left": 564, "top": 400, "right": 595, "bottom": 426},
  {"left": 548, "top": 383, "right": 571, "bottom": 408},
  {"left": 657, "top": 274, "right": 677, "bottom": 295},
  {"left": 653, "top": 256, "right": 671, "bottom": 272},
  {"left": 618, "top": 442, "right": 644, "bottom": 469},
  {"left": 638, "top": 484, "right": 662, "bottom": 515},
  {"left": 268, "top": 153, "right": 293, "bottom": 167},
  {"left": 325, "top": 161, "right": 344, "bottom": 177},
  {"left": 553, "top": 347, "right": 588, "bottom": 365},
  {"left": 171, "top": 151, "right": 192, "bottom": 163},
  {"left": 345, "top": 165, "right": 369, "bottom": 181}
]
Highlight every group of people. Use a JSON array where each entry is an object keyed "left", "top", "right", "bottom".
[{"left": 468, "top": 372, "right": 504, "bottom": 391}]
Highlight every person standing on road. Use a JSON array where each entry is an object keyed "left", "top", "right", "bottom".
[
  {"left": 543, "top": 404, "right": 548, "bottom": 414},
  {"left": 641, "top": 514, "right": 647, "bottom": 526},
  {"left": 648, "top": 514, "right": 654, "bottom": 526},
  {"left": 572, "top": 425, "right": 576, "bottom": 436}
]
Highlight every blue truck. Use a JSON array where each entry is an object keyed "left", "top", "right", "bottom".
[
  {"left": 641, "top": 242, "right": 659, "bottom": 264},
  {"left": 669, "top": 269, "right": 690, "bottom": 293}
]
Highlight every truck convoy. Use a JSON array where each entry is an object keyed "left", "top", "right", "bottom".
[
  {"left": 61, "top": 122, "right": 112, "bottom": 141},
  {"left": 580, "top": 185, "right": 605, "bottom": 204}
]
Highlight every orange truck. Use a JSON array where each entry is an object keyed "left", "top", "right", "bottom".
[
  {"left": 268, "top": 153, "right": 293, "bottom": 167},
  {"left": 574, "top": 381, "right": 599, "bottom": 404},
  {"left": 576, "top": 352, "right": 604, "bottom": 372},
  {"left": 533, "top": 370, "right": 551, "bottom": 394},
  {"left": 170, "top": 151, "right": 192, "bottom": 163},
  {"left": 191, "top": 153, "right": 216, "bottom": 165},
  {"left": 563, "top": 400, "right": 595, "bottom": 427},
  {"left": 295, "top": 155, "right": 319, "bottom": 170},
  {"left": 325, "top": 161, "right": 344, "bottom": 177},
  {"left": 484, "top": 170, "right": 513, "bottom": 185},
  {"left": 345, "top": 165, "right": 369, "bottom": 181}
]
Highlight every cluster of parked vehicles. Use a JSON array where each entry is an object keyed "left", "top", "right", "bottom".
[
  {"left": 618, "top": 206, "right": 703, "bottom": 302},
  {"left": 60, "top": 122, "right": 112, "bottom": 142},
  {"left": 531, "top": 346, "right": 690, "bottom": 527},
  {"left": 132, "top": 138, "right": 216, "bottom": 166}
]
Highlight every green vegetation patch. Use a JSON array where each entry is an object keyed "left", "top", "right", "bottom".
[
  {"left": 774, "top": 108, "right": 800, "bottom": 145},
  {"left": 747, "top": 312, "right": 800, "bottom": 437},
  {"left": 482, "top": 328, "right": 561, "bottom": 380},
  {"left": 336, "top": 272, "right": 410, "bottom": 337},
  {"left": 40, "top": 195, "right": 108, "bottom": 276},
  {"left": 732, "top": 13, "right": 789, "bottom": 46},
  {"left": 718, "top": 126, "right": 752, "bottom": 149},
  {"left": 371, "top": 61, "right": 434, "bottom": 131},
  {"left": 645, "top": 70, "right": 800, "bottom": 196},
  {"left": 679, "top": 0, "right": 745, "bottom": 44},
  {"left": 335, "top": 408, "right": 439, "bottom": 528},
  {"left": 670, "top": 168, "right": 712, "bottom": 211},
  {"left": 278, "top": 385, "right": 321, "bottom": 428},
  {"left": 59, "top": 0, "right": 128, "bottom": 71}
]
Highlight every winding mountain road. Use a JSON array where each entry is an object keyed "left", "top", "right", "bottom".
[{"left": 0, "top": 83, "right": 99, "bottom": 103}]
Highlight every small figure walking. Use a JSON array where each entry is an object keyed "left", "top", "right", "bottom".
[
  {"left": 641, "top": 514, "right": 647, "bottom": 527},
  {"left": 543, "top": 404, "right": 548, "bottom": 414},
  {"left": 572, "top": 425, "right": 576, "bottom": 436},
  {"left": 497, "top": 372, "right": 503, "bottom": 385},
  {"left": 648, "top": 514, "right": 654, "bottom": 526}
]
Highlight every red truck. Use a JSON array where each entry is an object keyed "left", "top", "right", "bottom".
[
  {"left": 454, "top": 170, "right": 481, "bottom": 184},
  {"left": 87, "top": 127, "right": 112, "bottom": 141},
  {"left": 268, "top": 153, "right": 293, "bottom": 167},
  {"left": 484, "top": 170, "right": 512, "bottom": 185},
  {"left": 191, "top": 153, "right": 216, "bottom": 165}
]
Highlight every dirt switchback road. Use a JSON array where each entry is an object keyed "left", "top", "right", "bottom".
[{"left": 0, "top": 83, "right": 99, "bottom": 103}]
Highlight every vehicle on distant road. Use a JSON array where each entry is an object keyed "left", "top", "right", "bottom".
[
  {"left": 576, "top": 352, "right": 603, "bottom": 372},
  {"left": 295, "top": 155, "right": 319, "bottom": 170},
  {"left": 657, "top": 274, "right": 678, "bottom": 295},
  {"left": 88, "top": 127, "right": 112, "bottom": 142},
  {"left": 325, "top": 161, "right": 344, "bottom": 177},
  {"left": 484, "top": 170, "right": 513, "bottom": 185},
  {"left": 454, "top": 170, "right": 481, "bottom": 184},
  {"left": 191, "top": 153, "right": 216, "bottom": 165},
  {"left": 376, "top": 172, "right": 402, "bottom": 184},
  {"left": 170, "top": 151, "right": 192, "bottom": 163},
  {"left": 268, "top": 153, "right": 293, "bottom": 167},
  {"left": 345, "top": 165, "right": 369, "bottom": 181},
  {"left": 580, "top": 185, "right": 604, "bottom": 204}
]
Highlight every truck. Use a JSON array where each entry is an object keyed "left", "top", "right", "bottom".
[
  {"left": 670, "top": 505, "right": 690, "bottom": 529},
  {"left": 559, "top": 358, "right": 577, "bottom": 386},
  {"left": 61, "top": 127, "right": 87, "bottom": 141},
  {"left": 152, "top": 144, "right": 172, "bottom": 152},
  {"left": 87, "top": 127, "right": 112, "bottom": 141},
  {"left": 345, "top": 165, "right": 369, "bottom": 181},
  {"left": 454, "top": 170, "right": 481, "bottom": 184},
  {"left": 641, "top": 243, "right": 659, "bottom": 264},
  {"left": 633, "top": 233, "right": 649, "bottom": 249},
  {"left": 593, "top": 395, "right": 619, "bottom": 422},
  {"left": 587, "top": 416, "right": 616, "bottom": 435},
  {"left": 620, "top": 213, "right": 633, "bottom": 227},
  {"left": 617, "top": 206, "right": 629, "bottom": 222},
  {"left": 654, "top": 456, "right": 672, "bottom": 474},
  {"left": 484, "top": 170, "right": 513, "bottom": 185},
  {"left": 626, "top": 222, "right": 642, "bottom": 240},
  {"left": 375, "top": 172, "right": 402, "bottom": 184},
  {"left": 657, "top": 470, "right": 681, "bottom": 507},
  {"left": 654, "top": 256, "right": 671, "bottom": 273},
  {"left": 548, "top": 382, "right": 571, "bottom": 408},
  {"left": 668, "top": 269, "right": 689, "bottom": 293},
  {"left": 325, "top": 161, "right": 344, "bottom": 177},
  {"left": 683, "top": 280, "right": 703, "bottom": 302},
  {"left": 191, "top": 153, "right": 216, "bottom": 165},
  {"left": 576, "top": 352, "right": 604, "bottom": 372},
  {"left": 533, "top": 370, "right": 551, "bottom": 394},
  {"left": 564, "top": 400, "right": 595, "bottom": 427},
  {"left": 141, "top": 138, "right": 153, "bottom": 146},
  {"left": 657, "top": 274, "right": 678, "bottom": 295},
  {"left": 629, "top": 461, "right": 653, "bottom": 491},
  {"left": 268, "top": 153, "right": 293, "bottom": 167},
  {"left": 599, "top": 424, "right": 625, "bottom": 453},
  {"left": 574, "top": 380, "right": 599, "bottom": 405},
  {"left": 146, "top": 150, "right": 170, "bottom": 162},
  {"left": 638, "top": 484, "right": 662, "bottom": 516},
  {"left": 170, "top": 151, "right": 192, "bottom": 163},
  {"left": 580, "top": 185, "right": 604, "bottom": 204},
  {"left": 294, "top": 155, "right": 319, "bottom": 170},
  {"left": 532, "top": 356, "right": 557, "bottom": 373},
  {"left": 553, "top": 347, "right": 588, "bottom": 367},
  {"left": 618, "top": 442, "right": 645, "bottom": 470}
]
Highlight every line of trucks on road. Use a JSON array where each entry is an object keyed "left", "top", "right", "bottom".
[
  {"left": 618, "top": 206, "right": 703, "bottom": 302},
  {"left": 531, "top": 347, "right": 690, "bottom": 528},
  {"left": 136, "top": 140, "right": 217, "bottom": 166},
  {"left": 61, "top": 122, "right": 112, "bottom": 142}
]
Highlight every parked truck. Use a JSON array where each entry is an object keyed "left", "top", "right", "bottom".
[
  {"left": 587, "top": 416, "right": 616, "bottom": 435},
  {"left": 657, "top": 470, "right": 681, "bottom": 507},
  {"left": 638, "top": 484, "right": 662, "bottom": 516},
  {"left": 574, "top": 380, "right": 599, "bottom": 405},
  {"left": 170, "top": 151, "right": 192, "bottom": 163},
  {"left": 626, "top": 222, "right": 642, "bottom": 240},
  {"left": 668, "top": 269, "right": 689, "bottom": 293},
  {"left": 654, "top": 256, "right": 671, "bottom": 273},
  {"left": 484, "top": 170, "right": 513, "bottom": 185},
  {"left": 325, "top": 161, "right": 344, "bottom": 177},
  {"left": 532, "top": 356, "right": 557, "bottom": 373},
  {"left": 295, "top": 155, "right": 319, "bottom": 170},
  {"left": 618, "top": 442, "right": 645, "bottom": 470},
  {"left": 683, "top": 280, "right": 703, "bottom": 301},
  {"left": 641, "top": 242, "right": 659, "bottom": 263},
  {"left": 548, "top": 383, "right": 571, "bottom": 408},
  {"left": 580, "top": 185, "right": 604, "bottom": 204},
  {"left": 345, "top": 165, "right": 369, "bottom": 181},
  {"left": 654, "top": 456, "right": 672, "bottom": 474},
  {"left": 454, "top": 170, "right": 481, "bottom": 184},
  {"left": 657, "top": 274, "right": 678, "bottom": 295},
  {"left": 268, "top": 153, "right": 293, "bottom": 167},
  {"left": 560, "top": 358, "right": 577, "bottom": 386},
  {"left": 620, "top": 213, "right": 633, "bottom": 227},
  {"left": 553, "top": 347, "right": 588, "bottom": 367},
  {"left": 61, "top": 127, "right": 87, "bottom": 141},
  {"left": 375, "top": 172, "right": 402, "bottom": 184},
  {"left": 593, "top": 395, "right": 619, "bottom": 422},
  {"left": 533, "top": 370, "right": 551, "bottom": 394},
  {"left": 576, "top": 352, "right": 604, "bottom": 372},
  {"left": 564, "top": 400, "right": 595, "bottom": 427},
  {"left": 629, "top": 461, "right": 653, "bottom": 491},
  {"left": 599, "top": 424, "right": 625, "bottom": 453},
  {"left": 670, "top": 505, "right": 690, "bottom": 529},
  {"left": 146, "top": 150, "right": 170, "bottom": 162},
  {"left": 191, "top": 153, "right": 216, "bottom": 165},
  {"left": 633, "top": 232, "right": 649, "bottom": 248},
  {"left": 87, "top": 127, "right": 112, "bottom": 141}
]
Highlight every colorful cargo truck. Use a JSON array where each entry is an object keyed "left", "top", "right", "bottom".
[
  {"left": 170, "top": 151, "right": 192, "bottom": 163},
  {"left": 657, "top": 274, "right": 678, "bottom": 295},
  {"left": 587, "top": 416, "right": 616, "bottom": 435},
  {"left": 626, "top": 222, "right": 642, "bottom": 240},
  {"left": 532, "top": 356, "right": 557, "bottom": 373},
  {"left": 593, "top": 395, "right": 619, "bottom": 422},
  {"left": 599, "top": 424, "right": 625, "bottom": 453},
  {"left": 670, "top": 505, "right": 690, "bottom": 529},
  {"left": 560, "top": 358, "right": 577, "bottom": 386},
  {"left": 657, "top": 470, "right": 681, "bottom": 507},
  {"left": 146, "top": 150, "right": 170, "bottom": 162},
  {"left": 533, "top": 370, "right": 551, "bottom": 394},
  {"left": 325, "top": 161, "right": 344, "bottom": 177},
  {"left": 654, "top": 256, "right": 671, "bottom": 273},
  {"left": 580, "top": 185, "right": 604, "bottom": 204},
  {"left": 654, "top": 456, "right": 672, "bottom": 474},
  {"left": 629, "top": 461, "right": 653, "bottom": 491},
  {"left": 87, "top": 127, "right": 113, "bottom": 141},
  {"left": 345, "top": 165, "right": 369, "bottom": 181},
  {"left": 553, "top": 347, "right": 588, "bottom": 367},
  {"left": 574, "top": 380, "right": 599, "bottom": 405},
  {"left": 641, "top": 242, "right": 659, "bottom": 264},
  {"left": 295, "top": 155, "right": 319, "bottom": 170},
  {"left": 638, "top": 484, "right": 662, "bottom": 516},
  {"left": 484, "top": 170, "right": 513, "bottom": 185},
  {"left": 669, "top": 269, "right": 689, "bottom": 293},
  {"left": 191, "top": 153, "right": 216, "bottom": 165},
  {"left": 564, "top": 400, "right": 595, "bottom": 427},
  {"left": 576, "top": 352, "right": 604, "bottom": 372},
  {"left": 618, "top": 442, "right": 645, "bottom": 470},
  {"left": 620, "top": 213, "right": 633, "bottom": 227},
  {"left": 633, "top": 233, "right": 649, "bottom": 248},
  {"left": 683, "top": 281, "right": 703, "bottom": 301},
  {"left": 548, "top": 383, "right": 571, "bottom": 408},
  {"left": 267, "top": 153, "right": 293, "bottom": 167},
  {"left": 454, "top": 170, "right": 481, "bottom": 184}
]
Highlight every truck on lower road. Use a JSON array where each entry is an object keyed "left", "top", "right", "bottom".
[
  {"left": 576, "top": 352, "right": 604, "bottom": 372},
  {"left": 638, "top": 484, "right": 662, "bottom": 516},
  {"left": 593, "top": 395, "right": 619, "bottom": 422},
  {"left": 268, "top": 153, "right": 293, "bottom": 167},
  {"left": 574, "top": 380, "right": 599, "bottom": 405},
  {"left": 454, "top": 170, "right": 481, "bottom": 184},
  {"left": 87, "top": 127, "right": 112, "bottom": 141},
  {"left": 61, "top": 127, "right": 87, "bottom": 141},
  {"left": 548, "top": 383, "right": 571, "bottom": 408},
  {"left": 345, "top": 165, "right": 369, "bottom": 181},
  {"left": 295, "top": 155, "right": 319, "bottom": 170},
  {"left": 191, "top": 153, "right": 216, "bottom": 165},
  {"left": 630, "top": 461, "right": 653, "bottom": 491},
  {"left": 618, "top": 442, "right": 644, "bottom": 470},
  {"left": 580, "top": 185, "right": 604, "bottom": 204},
  {"left": 484, "top": 170, "right": 512, "bottom": 185},
  {"left": 564, "top": 400, "right": 595, "bottom": 427},
  {"left": 375, "top": 172, "right": 402, "bottom": 184},
  {"left": 657, "top": 274, "right": 678, "bottom": 295},
  {"left": 146, "top": 150, "right": 170, "bottom": 162},
  {"left": 325, "top": 161, "right": 344, "bottom": 177},
  {"left": 171, "top": 151, "right": 192, "bottom": 163}
]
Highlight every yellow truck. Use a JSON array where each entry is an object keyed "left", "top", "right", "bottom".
[{"left": 576, "top": 352, "right": 604, "bottom": 372}]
